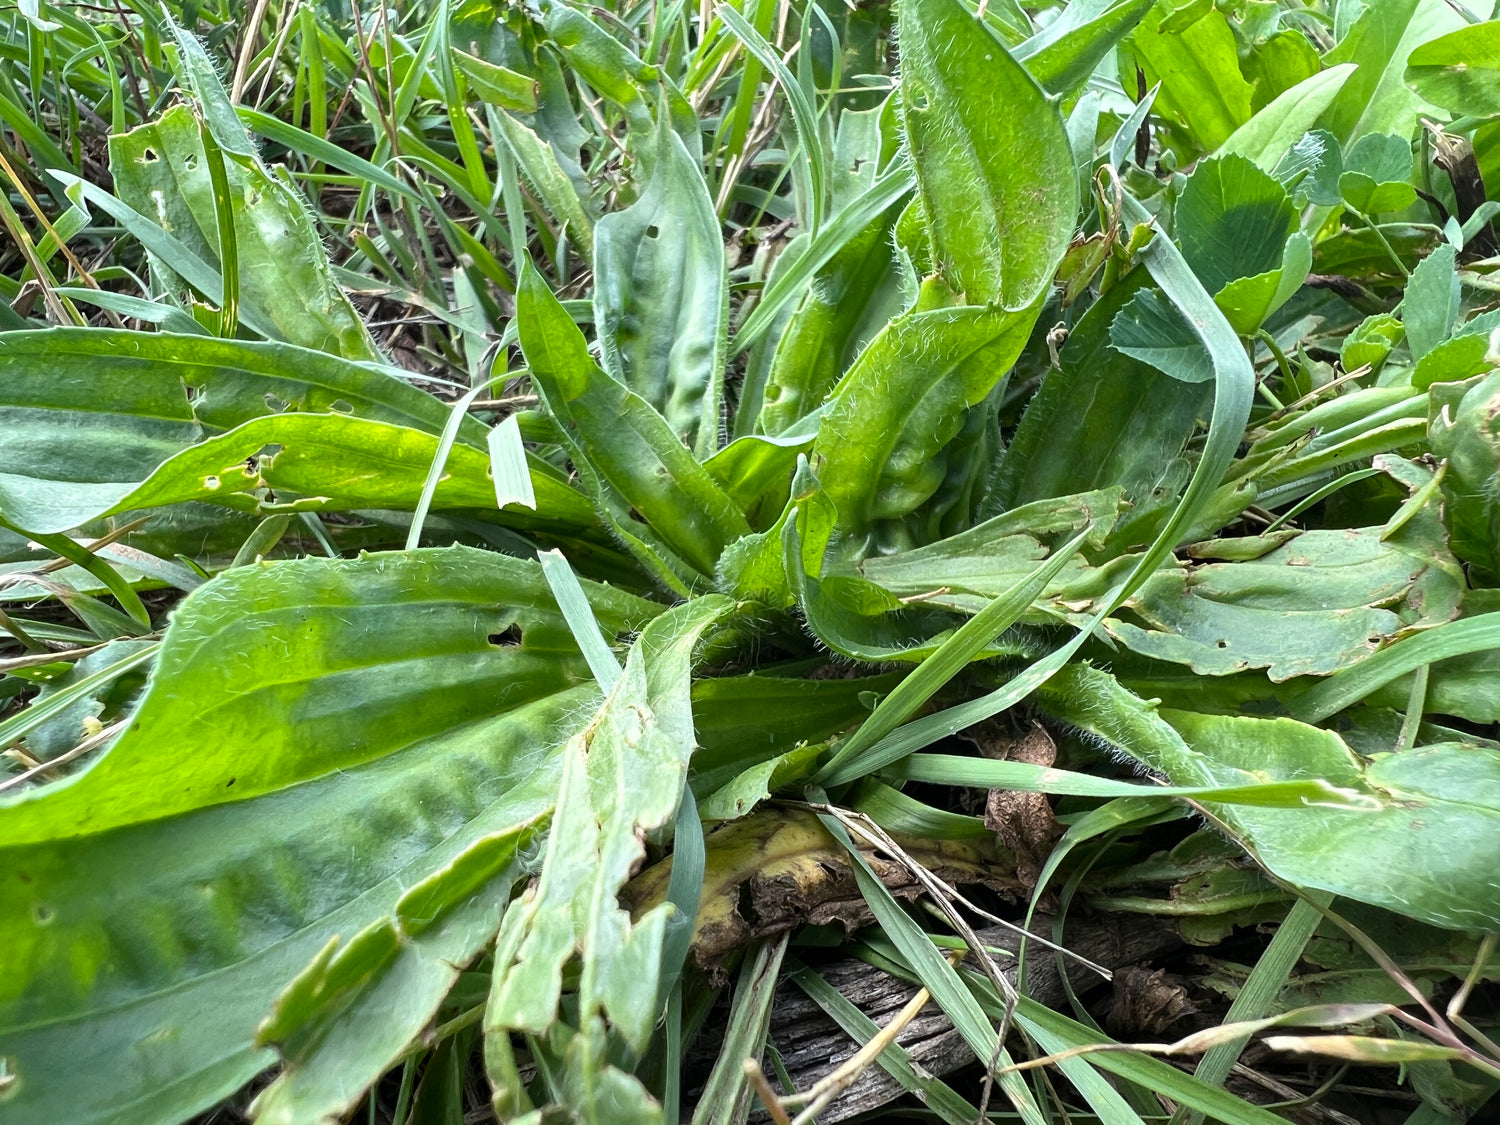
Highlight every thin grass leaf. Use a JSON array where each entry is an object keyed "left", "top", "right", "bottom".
[
  {"left": 536, "top": 548, "right": 623, "bottom": 693},
  {"left": 715, "top": 4, "right": 827, "bottom": 234},
  {"left": 813, "top": 809, "right": 1049, "bottom": 1125},
  {"left": 885, "top": 755, "right": 1371, "bottom": 808},
  {"left": 1290, "top": 613, "right": 1500, "bottom": 722}
]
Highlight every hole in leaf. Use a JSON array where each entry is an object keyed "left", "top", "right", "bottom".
[
  {"left": 203, "top": 475, "right": 221, "bottom": 490},
  {"left": 254, "top": 444, "right": 284, "bottom": 463},
  {"left": 225, "top": 777, "right": 236, "bottom": 788},
  {"left": 909, "top": 87, "right": 930, "bottom": 112},
  {"left": 489, "top": 625, "right": 523, "bottom": 647},
  {"left": 328, "top": 399, "right": 353, "bottom": 414},
  {"left": 1216, "top": 639, "right": 1228, "bottom": 649},
  {"left": 265, "top": 392, "right": 288, "bottom": 412},
  {"left": 645, "top": 224, "right": 660, "bottom": 239},
  {"left": 141, "top": 147, "right": 159, "bottom": 162},
  {"left": 184, "top": 383, "right": 202, "bottom": 403},
  {"left": 183, "top": 153, "right": 197, "bottom": 170},
  {"left": 736, "top": 880, "right": 759, "bottom": 924}
]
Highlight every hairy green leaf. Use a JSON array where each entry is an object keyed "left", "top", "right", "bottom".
[{"left": 898, "top": 0, "right": 1077, "bottom": 309}]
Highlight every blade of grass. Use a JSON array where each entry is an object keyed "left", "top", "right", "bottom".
[
  {"left": 1170, "top": 893, "right": 1334, "bottom": 1125},
  {"left": 1289, "top": 613, "right": 1500, "bottom": 722},
  {"left": 536, "top": 549, "right": 622, "bottom": 693}
]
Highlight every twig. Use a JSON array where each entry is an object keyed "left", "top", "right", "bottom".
[
  {"left": 0, "top": 720, "right": 127, "bottom": 794},
  {"left": 743, "top": 1060, "right": 793, "bottom": 1125}
]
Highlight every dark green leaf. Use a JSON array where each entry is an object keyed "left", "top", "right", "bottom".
[{"left": 517, "top": 260, "right": 750, "bottom": 579}]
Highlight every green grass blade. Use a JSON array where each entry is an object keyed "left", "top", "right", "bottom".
[
  {"left": 537, "top": 548, "right": 623, "bottom": 693},
  {"left": 1290, "top": 612, "right": 1500, "bottom": 722}
]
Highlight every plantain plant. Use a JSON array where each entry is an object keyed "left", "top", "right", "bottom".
[{"left": 2, "top": 0, "right": 1499, "bottom": 1122}]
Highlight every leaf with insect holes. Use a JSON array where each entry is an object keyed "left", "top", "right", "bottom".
[
  {"left": 109, "top": 107, "right": 381, "bottom": 360},
  {"left": 0, "top": 549, "right": 659, "bottom": 1125}
]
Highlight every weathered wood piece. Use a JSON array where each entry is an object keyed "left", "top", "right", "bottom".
[{"left": 757, "top": 915, "right": 1181, "bottom": 1122}]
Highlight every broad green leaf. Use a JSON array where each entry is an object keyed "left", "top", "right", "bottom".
[
  {"left": 540, "top": 0, "right": 699, "bottom": 163},
  {"left": 1404, "top": 243, "right": 1460, "bottom": 361},
  {"left": 1339, "top": 133, "right": 1417, "bottom": 214},
  {"left": 811, "top": 287, "right": 1037, "bottom": 548},
  {"left": 0, "top": 330, "right": 559, "bottom": 534},
  {"left": 1175, "top": 155, "right": 1298, "bottom": 296},
  {"left": 1342, "top": 312, "right": 1405, "bottom": 374},
  {"left": 898, "top": 0, "right": 1077, "bottom": 309},
  {"left": 1220, "top": 64, "right": 1358, "bottom": 172},
  {"left": 1321, "top": 0, "right": 1473, "bottom": 146},
  {"left": 1243, "top": 27, "right": 1323, "bottom": 112},
  {"left": 702, "top": 431, "right": 811, "bottom": 531},
  {"left": 451, "top": 48, "right": 538, "bottom": 111},
  {"left": 858, "top": 488, "right": 1123, "bottom": 614},
  {"left": 1429, "top": 370, "right": 1500, "bottom": 574},
  {"left": 109, "top": 106, "right": 380, "bottom": 361},
  {"left": 495, "top": 111, "right": 596, "bottom": 266},
  {"left": 517, "top": 260, "right": 750, "bottom": 579},
  {"left": 5, "top": 412, "right": 595, "bottom": 537},
  {"left": 1112, "top": 517, "right": 1463, "bottom": 681},
  {"left": 485, "top": 596, "right": 730, "bottom": 1116},
  {"left": 1039, "top": 665, "right": 1500, "bottom": 931},
  {"left": 1292, "top": 611, "right": 1500, "bottom": 723},
  {"left": 1213, "top": 233, "right": 1312, "bottom": 336},
  {"left": 814, "top": 524, "right": 1096, "bottom": 782},
  {"left": 1406, "top": 20, "right": 1500, "bottom": 116},
  {"left": 1412, "top": 327, "right": 1499, "bottom": 389},
  {"left": 698, "top": 742, "right": 823, "bottom": 821},
  {"left": 594, "top": 122, "right": 727, "bottom": 460},
  {"left": 784, "top": 507, "right": 1015, "bottom": 664},
  {"left": 163, "top": 15, "right": 255, "bottom": 159},
  {"left": 1368, "top": 591, "right": 1500, "bottom": 723},
  {"left": 0, "top": 549, "right": 655, "bottom": 843},
  {"left": 1111, "top": 287, "right": 1217, "bottom": 381},
  {"left": 0, "top": 549, "right": 657, "bottom": 1124},
  {"left": 1273, "top": 128, "right": 1345, "bottom": 206},
  {"left": 1126, "top": 0, "right": 1253, "bottom": 152},
  {"left": 999, "top": 272, "right": 1213, "bottom": 534},
  {"left": 810, "top": 188, "right": 1256, "bottom": 789},
  {"left": 250, "top": 828, "right": 535, "bottom": 1125},
  {"left": 688, "top": 669, "right": 903, "bottom": 798},
  {"left": 730, "top": 160, "right": 914, "bottom": 356}
]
